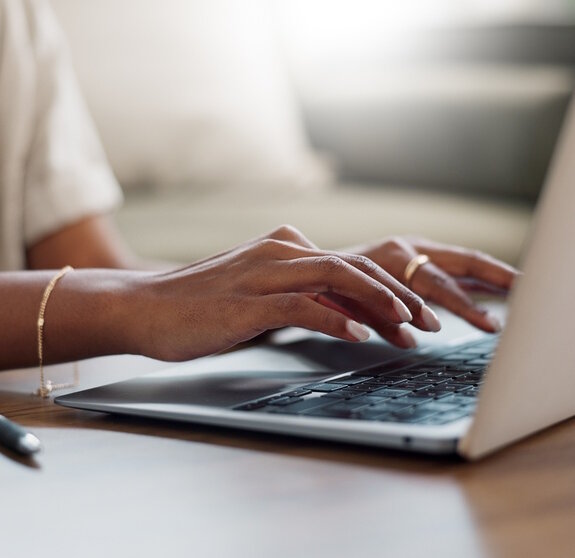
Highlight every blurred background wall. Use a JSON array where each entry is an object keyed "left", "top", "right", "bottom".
[{"left": 49, "top": 0, "right": 575, "bottom": 264}]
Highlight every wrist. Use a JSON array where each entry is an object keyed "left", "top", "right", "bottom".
[{"left": 46, "top": 269, "right": 152, "bottom": 363}]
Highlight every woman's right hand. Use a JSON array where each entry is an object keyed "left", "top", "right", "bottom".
[{"left": 128, "top": 225, "right": 441, "bottom": 362}]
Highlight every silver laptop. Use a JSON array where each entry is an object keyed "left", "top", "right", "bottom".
[{"left": 56, "top": 95, "right": 575, "bottom": 460}]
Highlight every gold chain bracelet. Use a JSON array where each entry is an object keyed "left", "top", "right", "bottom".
[{"left": 36, "top": 265, "right": 77, "bottom": 398}]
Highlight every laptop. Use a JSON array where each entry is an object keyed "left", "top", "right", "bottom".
[{"left": 56, "top": 95, "right": 575, "bottom": 460}]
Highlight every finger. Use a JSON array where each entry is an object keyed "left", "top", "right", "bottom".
[
  {"left": 257, "top": 242, "right": 441, "bottom": 331},
  {"left": 307, "top": 293, "right": 356, "bottom": 320},
  {"left": 318, "top": 293, "right": 419, "bottom": 348},
  {"left": 249, "top": 239, "right": 442, "bottom": 332},
  {"left": 261, "top": 255, "right": 414, "bottom": 325},
  {"left": 334, "top": 240, "right": 442, "bottom": 331},
  {"left": 247, "top": 240, "right": 411, "bottom": 315},
  {"left": 311, "top": 254, "right": 441, "bottom": 334},
  {"left": 377, "top": 323, "right": 419, "bottom": 349},
  {"left": 411, "top": 263, "right": 502, "bottom": 333},
  {"left": 411, "top": 241, "right": 518, "bottom": 290},
  {"left": 258, "top": 293, "right": 417, "bottom": 349},
  {"left": 456, "top": 277, "right": 512, "bottom": 296},
  {"left": 333, "top": 252, "right": 434, "bottom": 327},
  {"left": 253, "top": 293, "right": 371, "bottom": 342}
]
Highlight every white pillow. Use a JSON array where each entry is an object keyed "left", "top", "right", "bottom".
[{"left": 50, "top": 0, "right": 330, "bottom": 191}]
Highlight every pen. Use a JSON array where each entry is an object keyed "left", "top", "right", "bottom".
[{"left": 0, "top": 414, "right": 41, "bottom": 455}]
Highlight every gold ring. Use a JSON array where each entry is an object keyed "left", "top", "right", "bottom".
[{"left": 404, "top": 254, "right": 430, "bottom": 287}]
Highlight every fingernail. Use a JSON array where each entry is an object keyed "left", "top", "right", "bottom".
[
  {"left": 421, "top": 305, "right": 442, "bottom": 332},
  {"left": 346, "top": 320, "right": 371, "bottom": 342},
  {"left": 485, "top": 313, "right": 502, "bottom": 333},
  {"left": 393, "top": 297, "right": 413, "bottom": 323},
  {"left": 398, "top": 325, "right": 418, "bottom": 349}
]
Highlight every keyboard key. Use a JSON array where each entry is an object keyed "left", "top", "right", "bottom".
[
  {"left": 379, "top": 370, "right": 427, "bottom": 381},
  {"left": 408, "top": 377, "right": 448, "bottom": 387},
  {"left": 417, "top": 401, "right": 460, "bottom": 413},
  {"left": 264, "top": 397, "right": 332, "bottom": 414},
  {"left": 353, "top": 357, "right": 424, "bottom": 376},
  {"left": 409, "top": 388, "right": 438, "bottom": 399},
  {"left": 444, "top": 364, "right": 483, "bottom": 373},
  {"left": 407, "top": 365, "right": 445, "bottom": 374},
  {"left": 465, "top": 358, "right": 490, "bottom": 366},
  {"left": 424, "top": 386, "right": 458, "bottom": 398},
  {"left": 359, "top": 401, "right": 413, "bottom": 417},
  {"left": 327, "top": 376, "right": 371, "bottom": 386},
  {"left": 346, "top": 395, "right": 394, "bottom": 406},
  {"left": 433, "top": 409, "right": 471, "bottom": 423},
  {"left": 436, "top": 352, "right": 473, "bottom": 362},
  {"left": 355, "top": 408, "right": 393, "bottom": 420},
  {"left": 459, "top": 387, "right": 481, "bottom": 398},
  {"left": 387, "top": 407, "right": 439, "bottom": 423},
  {"left": 370, "top": 388, "right": 412, "bottom": 399},
  {"left": 320, "top": 389, "right": 361, "bottom": 400},
  {"left": 374, "top": 400, "right": 414, "bottom": 410},
  {"left": 352, "top": 382, "right": 387, "bottom": 391},
  {"left": 442, "top": 383, "right": 475, "bottom": 393},
  {"left": 385, "top": 382, "right": 420, "bottom": 391},
  {"left": 367, "top": 376, "right": 409, "bottom": 386},
  {"left": 303, "top": 382, "right": 348, "bottom": 392},
  {"left": 425, "top": 370, "right": 461, "bottom": 380},
  {"left": 305, "top": 400, "right": 372, "bottom": 418},
  {"left": 281, "top": 388, "right": 312, "bottom": 398},
  {"left": 235, "top": 399, "right": 271, "bottom": 411},
  {"left": 395, "top": 396, "right": 434, "bottom": 406},
  {"left": 268, "top": 396, "right": 304, "bottom": 407},
  {"left": 463, "top": 373, "right": 485, "bottom": 382},
  {"left": 437, "top": 394, "right": 477, "bottom": 406}
]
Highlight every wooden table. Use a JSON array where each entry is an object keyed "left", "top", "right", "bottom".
[{"left": 1, "top": 327, "right": 574, "bottom": 558}]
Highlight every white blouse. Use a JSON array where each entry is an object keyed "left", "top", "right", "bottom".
[{"left": 0, "top": 0, "right": 122, "bottom": 270}]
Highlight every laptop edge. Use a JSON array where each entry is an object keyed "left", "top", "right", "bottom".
[{"left": 459, "top": 94, "right": 575, "bottom": 459}]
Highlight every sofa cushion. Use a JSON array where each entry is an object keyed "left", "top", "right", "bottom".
[{"left": 50, "top": 0, "right": 330, "bottom": 192}]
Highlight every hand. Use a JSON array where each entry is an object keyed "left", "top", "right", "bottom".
[
  {"left": 130, "top": 226, "right": 443, "bottom": 361},
  {"left": 346, "top": 236, "right": 519, "bottom": 333}
]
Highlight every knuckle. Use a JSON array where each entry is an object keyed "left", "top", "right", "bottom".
[
  {"left": 383, "top": 236, "right": 408, "bottom": 253},
  {"left": 433, "top": 273, "right": 462, "bottom": 298},
  {"left": 348, "top": 254, "right": 378, "bottom": 274},
  {"left": 377, "top": 236, "right": 414, "bottom": 260},
  {"left": 432, "top": 273, "right": 450, "bottom": 288},
  {"left": 254, "top": 238, "right": 285, "bottom": 256},
  {"left": 269, "top": 224, "right": 301, "bottom": 241},
  {"left": 372, "top": 281, "right": 389, "bottom": 298},
  {"left": 402, "top": 289, "right": 424, "bottom": 310},
  {"left": 469, "top": 249, "right": 487, "bottom": 264},
  {"left": 316, "top": 254, "right": 348, "bottom": 274}
]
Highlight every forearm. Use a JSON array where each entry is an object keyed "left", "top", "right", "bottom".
[
  {"left": 0, "top": 269, "right": 143, "bottom": 371},
  {"left": 26, "top": 214, "right": 176, "bottom": 272},
  {"left": 4, "top": 225, "right": 509, "bottom": 374}
]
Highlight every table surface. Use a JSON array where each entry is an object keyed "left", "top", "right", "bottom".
[{"left": 1, "top": 319, "right": 574, "bottom": 558}]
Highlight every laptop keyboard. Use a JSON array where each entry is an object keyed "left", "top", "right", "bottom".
[{"left": 235, "top": 337, "right": 497, "bottom": 426}]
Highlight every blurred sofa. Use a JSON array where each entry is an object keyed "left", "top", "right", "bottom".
[{"left": 50, "top": 1, "right": 575, "bottom": 266}]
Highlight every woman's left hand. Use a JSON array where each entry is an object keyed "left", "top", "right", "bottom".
[{"left": 344, "top": 236, "right": 519, "bottom": 333}]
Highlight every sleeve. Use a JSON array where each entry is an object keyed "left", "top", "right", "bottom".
[{"left": 22, "top": 0, "right": 123, "bottom": 247}]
